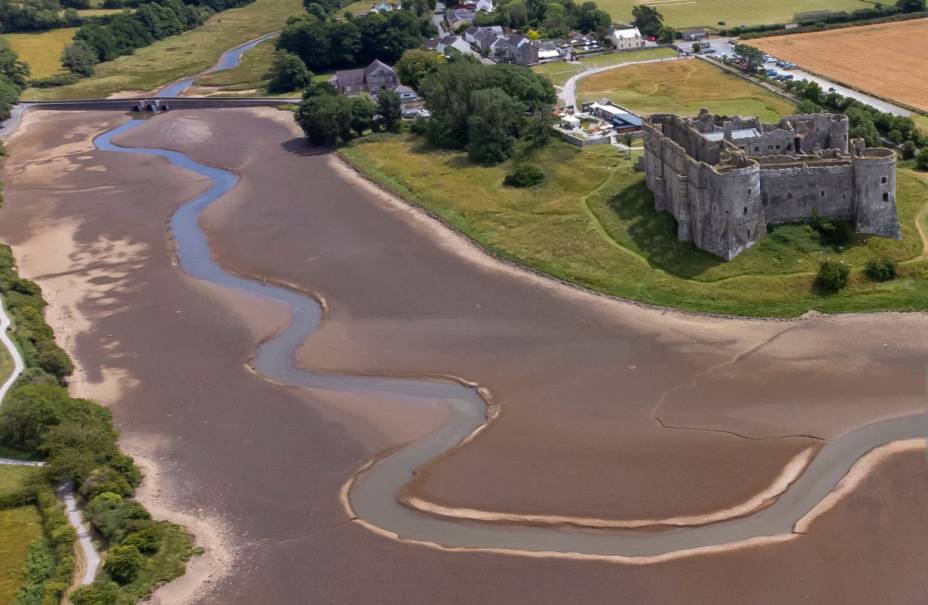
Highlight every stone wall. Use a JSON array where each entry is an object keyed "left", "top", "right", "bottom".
[{"left": 640, "top": 111, "right": 899, "bottom": 260}]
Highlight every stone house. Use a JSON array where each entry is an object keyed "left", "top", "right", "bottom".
[
  {"left": 681, "top": 28, "right": 708, "bottom": 41},
  {"left": 493, "top": 34, "right": 539, "bottom": 65},
  {"left": 610, "top": 26, "right": 644, "bottom": 50},
  {"left": 330, "top": 60, "right": 398, "bottom": 95}
]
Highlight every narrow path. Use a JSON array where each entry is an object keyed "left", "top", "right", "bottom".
[
  {"left": 0, "top": 296, "right": 103, "bottom": 588},
  {"left": 91, "top": 116, "right": 927, "bottom": 563}
]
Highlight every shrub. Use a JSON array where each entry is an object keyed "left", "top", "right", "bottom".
[
  {"left": 103, "top": 544, "right": 144, "bottom": 584},
  {"left": 504, "top": 164, "right": 545, "bottom": 188},
  {"left": 80, "top": 466, "right": 134, "bottom": 500},
  {"left": 865, "top": 256, "right": 897, "bottom": 281},
  {"left": 87, "top": 492, "right": 151, "bottom": 544},
  {"left": 267, "top": 50, "right": 310, "bottom": 93},
  {"left": 816, "top": 260, "right": 850, "bottom": 292},
  {"left": 71, "top": 581, "right": 120, "bottom": 605},
  {"left": 916, "top": 147, "right": 928, "bottom": 170},
  {"left": 123, "top": 523, "right": 161, "bottom": 555},
  {"left": 901, "top": 140, "right": 917, "bottom": 160}
]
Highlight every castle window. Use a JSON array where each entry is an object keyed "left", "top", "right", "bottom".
[
  {"left": 883, "top": 192, "right": 890, "bottom": 202},
  {"left": 787, "top": 192, "right": 793, "bottom": 199},
  {"left": 747, "top": 229, "right": 751, "bottom": 239},
  {"left": 786, "top": 143, "right": 793, "bottom": 151},
  {"left": 821, "top": 190, "right": 826, "bottom": 198},
  {"left": 775, "top": 144, "right": 781, "bottom": 150},
  {"left": 743, "top": 206, "right": 748, "bottom": 215},
  {"left": 753, "top": 145, "right": 760, "bottom": 152},
  {"left": 748, "top": 188, "right": 752, "bottom": 194},
  {"left": 881, "top": 176, "right": 888, "bottom": 184}
]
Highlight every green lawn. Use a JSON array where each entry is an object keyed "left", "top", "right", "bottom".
[
  {"left": 2, "top": 27, "right": 77, "bottom": 79},
  {"left": 0, "top": 465, "right": 39, "bottom": 498},
  {"left": 531, "top": 47, "right": 678, "bottom": 87},
  {"left": 0, "top": 506, "right": 44, "bottom": 604},
  {"left": 340, "top": 134, "right": 928, "bottom": 317},
  {"left": 596, "top": 0, "right": 872, "bottom": 29},
  {"left": 196, "top": 38, "right": 276, "bottom": 92},
  {"left": 579, "top": 58, "right": 796, "bottom": 122},
  {"left": 23, "top": 0, "right": 302, "bottom": 100}
]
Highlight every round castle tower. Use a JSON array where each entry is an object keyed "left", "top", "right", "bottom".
[{"left": 853, "top": 146, "right": 900, "bottom": 239}]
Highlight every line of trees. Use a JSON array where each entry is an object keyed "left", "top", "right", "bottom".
[
  {"left": 57, "top": 0, "right": 254, "bottom": 80},
  {"left": 471, "top": 0, "right": 612, "bottom": 38},
  {"left": 0, "top": 0, "right": 81, "bottom": 33},
  {"left": 0, "top": 39, "right": 29, "bottom": 121},
  {"left": 734, "top": 0, "right": 926, "bottom": 37},
  {"left": 276, "top": 8, "right": 429, "bottom": 73}
]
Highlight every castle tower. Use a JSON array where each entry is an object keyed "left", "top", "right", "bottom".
[
  {"left": 854, "top": 147, "right": 901, "bottom": 239},
  {"left": 695, "top": 161, "right": 762, "bottom": 260}
]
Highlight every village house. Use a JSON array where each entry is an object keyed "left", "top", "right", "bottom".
[
  {"left": 611, "top": 26, "right": 644, "bottom": 49},
  {"left": 445, "top": 8, "right": 475, "bottom": 30},
  {"left": 329, "top": 60, "right": 399, "bottom": 96},
  {"left": 493, "top": 34, "right": 539, "bottom": 65},
  {"left": 681, "top": 27, "right": 708, "bottom": 41}
]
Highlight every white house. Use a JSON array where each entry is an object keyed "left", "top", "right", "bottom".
[
  {"left": 611, "top": 26, "right": 644, "bottom": 50},
  {"left": 475, "top": 0, "right": 494, "bottom": 12}
]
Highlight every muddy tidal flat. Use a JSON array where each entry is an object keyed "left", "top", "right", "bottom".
[{"left": 1, "top": 108, "right": 926, "bottom": 603}]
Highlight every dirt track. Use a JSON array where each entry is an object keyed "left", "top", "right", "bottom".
[
  {"left": 753, "top": 19, "right": 928, "bottom": 113},
  {"left": 0, "top": 108, "right": 926, "bottom": 603}
]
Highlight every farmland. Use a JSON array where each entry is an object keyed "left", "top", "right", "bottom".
[
  {"left": 752, "top": 18, "right": 928, "bottom": 113},
  {"left": 531, "top": 47, "right": 677, "bottom": 86},
  {"left": 578, "top": 58, "right": 795, "bottom": 122},
  {"left": 2, "top": 27, "right": 77, "bottom": 79},
  {"left": 23, "top": 0, "right": 302, "bottom": 100},
  {"left": 595, "top": 0, "right": 872, "bottom": 29}
]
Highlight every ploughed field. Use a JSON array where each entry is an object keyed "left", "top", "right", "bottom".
[
  {"left": 578, "top": 59, "right": 795, "bottom": 123},
  {"left": 595, "top": 0, "right": 872, "bottom": 29},
  {"left": 341, "top": 135, "right": 928, "bottom": 317},
  {"left": 751, "top": 19, "right": 928, "bottom": 114}
]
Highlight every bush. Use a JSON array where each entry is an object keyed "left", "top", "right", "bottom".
[
  {"left": 816, "top": 260, "right": 850, "bottom": 292},
  {"left": 71, "top": 581, "right": 120, "bottom": 605},
  {"left": 123, "top": 523, "right": 162, "bottom": 555},
  {"left": 865, "top": 257, "right": 897, "bottom": 281},
  {"left": 267, "top": 50, "right": 310, "bottom": 93},
  {"left": 916, "top": 147, "right": 928, "bottom": 170},
  {"left": 87, "top": 492, "right": 151, "bottom": 544},
  {"left": 504, "top": 164, "right": 545, "bottom": 188},
  {"left": 901, "top": 140, "right": 917, "bottom": 160},
  {"left": 103, "top": 544, "right": 144, "bottom": 584}
]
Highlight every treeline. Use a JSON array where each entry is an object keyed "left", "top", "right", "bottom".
[
  {"left": 470, "top": 0, "right": 612, "bottom": 38},
  {"left": 0, "top": 244, "right": 194, "bottom": 605},
  {"left": 0, "top": 0, "right": 83, "bottom": 33},
  {"left": 276, "top": 7, "right": 428, "bottom": 72},
  {"left": 786, "top": 79, "right": 926, "bottom": 149},
  {"left": 414, "top": 57, "right": 556, "bottom": 164},
  {"left": 55, "top": 0, "right": 254, "bottom": 81},
  {"left": 0, "top": 39, "right": 29, "bottom": 120},
  {"left": 729, "top": 0, "right": 926, "bottom": 37}
]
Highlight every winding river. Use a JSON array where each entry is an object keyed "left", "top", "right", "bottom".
[{"left": 91, "top": 114, "right": 927, "bottom": 560}]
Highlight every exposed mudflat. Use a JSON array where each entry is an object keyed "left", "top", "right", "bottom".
[{"left": 1, "top": 108, "right": 926, "bottom": 603}]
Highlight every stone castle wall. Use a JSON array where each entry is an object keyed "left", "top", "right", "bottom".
[{"left": 641, "top": 112, "right": 900, "bottom": 260}]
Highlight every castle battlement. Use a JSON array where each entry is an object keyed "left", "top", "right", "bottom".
[{"left": 640, "top": 109, "right": 900, "bottom": 260}]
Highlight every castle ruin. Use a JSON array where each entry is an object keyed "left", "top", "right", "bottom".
[{"left": 640, "top": 110, "right": 900, "bottom": 260}]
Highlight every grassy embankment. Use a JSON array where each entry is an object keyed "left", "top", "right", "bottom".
[
  {"left": 196, "top": 38, "right": 277, "bottom": 93},
  {"left": 2, "top": 28, "right": 78, "bottom": 79},
  {"left": 23, "top": 0, "right": 302, "bottom": 100},
  {"left": 531, "top": 47, "right": 678, "bottom": 87},
  {"left": 339, "top": 63, "right": 928, "bottom": 317},
  {"left": 594, "top": 0, "right": 872, "bottom": 28},
  {"left": 578, "top": 58, "right": 795, "bottom": 123},
  {"left": 0, "top": 506, "right": 44, "bottom": 603}
]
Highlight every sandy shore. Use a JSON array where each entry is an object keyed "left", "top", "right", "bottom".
[{"left": 1, "top": 107, "right": 926, "bottom": 603}]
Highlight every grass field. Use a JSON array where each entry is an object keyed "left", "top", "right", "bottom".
[
  {"left": 578, "top": 58, "right": 796, "bottom": 122},
  {"left": 2, "top": 27, "right": 77, "bottom": 79},
  {"left": 196, "top": 38, "right": 276, "bottom": 92},
  {"left": 340, "top": 134, "right": 928, "bottom": 317},
  {"left": 0, "top": 465, "right": 39, "bottom": 497},
  {"left": 531, "top": 47, "right": 677, "bottom": 87},
  {"left": 752, "top": 19, "right": 928, "bottom": 114},
  {"left": 596, "top": 0, "right": 872, "bottom": 29},
  {"left": 0, "top": 506, "right": 43, "bottom": 603},
  {"left": 23, "top": 0, "right": 302, "bottom": 100}
]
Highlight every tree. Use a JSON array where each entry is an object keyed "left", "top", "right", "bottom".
[
  {"left": 71, "top": 582, "right": 120, "bottom": 605},
  {"left": 296, "top": 94, "right": 354, "bottom": 146},
  {"left": 504, "top": 164, "right": 545, "bottom": 187},
  {"left": 395, "top": 48, "right": 443, "bottom": 90},
  {"left": 376, "top": 89, "right": 402, "bottom": 132},
  {"left": 61, "top": 41, "right": 99, "bottom": 77},
  {"left": 267, "top": 50, "right": 310, "bottom": 93},
  {"left": 103, "top": 544, "right": 144, "bottom": 584},
  {"left": 901, "top": 140, "right": 917, "bottom": 160},
  {"left": 0, "top": 39, "right": 30, "bottom": 88},
  {"left": 350, "top": 96, "right": 376, "bottom": 136},
  {"left": 577, "top": 2, "right": 611, "bottom": 34},
  {"left": 815, "top": 260, "right": 849, "bottom": 293},
  {"left": 795, "top": 99, "right": 821, "bottom": 113},
  {"left": 865, "top": 257, "right": 897, "bottom": 281},
  {"left": 734, "top": 43, "right": 764, "bottom": 71},
  {"left": 895, "top": 0, "right": 925, "bottom": 11},
  {"left": 916, "top": 147, "right": 928, "bottom": 170},
  {"left": 466, "top": 88, "right": 523, "bottom": 164},
  {"left": 631, "top": 4, "right": 663, "bottom": 36}
]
